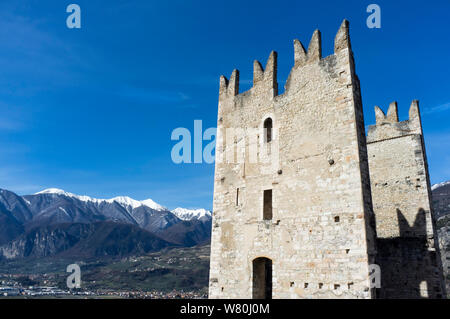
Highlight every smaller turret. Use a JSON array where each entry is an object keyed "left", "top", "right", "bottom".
[{"left": 367, "top": 100, "right": 423, "bottom": 143}]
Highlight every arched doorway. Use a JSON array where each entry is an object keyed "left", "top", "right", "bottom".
[{"left": 252, "top": 257, "right": 272, "bottom": 299}]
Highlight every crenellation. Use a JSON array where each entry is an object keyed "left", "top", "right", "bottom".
[
  {"left": 334, "top": 19, "right": 351, "bottom": 53},
  {"left": 252, "top": 51, "right": 278, "bottom": 98},
  {"left": 220, "top": 22, "right": 358, "bottom": 107},
  {"left": 293, "top": 39, "right": 307, "bottom": 67},
  {"left": 374, "top": 106, "right": 386, "bottom": 124},
  {"left": 219, "top": 75, "right": 228, "bottom": 97},
  {"left": 386, "top": 101, "right": 399, "bottom": 123},
  {"left": 219, "top": 69, "right": 240, "bottom": 101},
  {"left": 253, "top": 60, "right": 264, "bottom": 85},
  {"left": 306, "top": 29, "right": 322, "bottom": 63},
  {"left": 408, "top": 99, "right": 422, "bottom": 132},
  {"left": 228, "top": 69, "right": 239, "bottom": 97},
  {"left": 367, "top": 101, "right": 424, "bottom": 143}
]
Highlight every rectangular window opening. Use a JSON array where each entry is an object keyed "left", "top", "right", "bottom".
[{"left": 263, "top": 189, "right": 273, "bottom": 220}]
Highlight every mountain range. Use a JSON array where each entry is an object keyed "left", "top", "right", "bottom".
[
  {"left": 0, "top": 188, "right": 212, "bottom": 260},
  {"left": 431, "top": 181, "right": 450, "bottom": 294},
  {"left": 1, "top": 181, "right": 448, "bottom": 270},
  {"left": 432, "top": 181, "right": 450, "bottom": 219}
]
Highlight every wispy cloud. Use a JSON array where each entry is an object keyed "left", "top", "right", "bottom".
[
  {"left": 0, "top": 101, "right": 29, "bottom": 132},
  {"left": 0, "top": 10, "right": 94, "bottom": 96},
  {"left": 0, "top": 164, "right": 44, "bottom": 195},
  {"left": 0, "top": 118, "right": 22, "bottom": 131},
  {"left": 116, "top": 86, "right": 190, "bottom": 104},
  {"left": 423, "top": 102, "right": 450, "bottom": 115}
]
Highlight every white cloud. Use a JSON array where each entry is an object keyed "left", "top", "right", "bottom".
[
  {"left": 0, "top": 118, "right": 22, "bottom": 131},
  {"left": 117, "top": 86, "right": 190, "bottom": 104},
  {"left": 423, "top": 102, "right": 450, "bottom": 115}
]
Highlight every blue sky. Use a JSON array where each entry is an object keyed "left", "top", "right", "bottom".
[{"left": 0, "top": 0, "right": 449, "bottom": 210}]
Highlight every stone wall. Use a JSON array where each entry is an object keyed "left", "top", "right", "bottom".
[
  {"left": 367, "top": 101, "right": 446, "bottom": 298},
  {"left": 432, "top": 182, "right": 450, "bottom": 296}
]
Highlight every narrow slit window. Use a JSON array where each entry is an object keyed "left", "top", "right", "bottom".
[
  {"left": 263, "top": 118, "right": 272, "bottom": 143},
  {"left": 263, "top": 189, "right": 273, "bottom": 220},
  {"left": 236, "top": 188, "right": 239, "bottom": 206}
]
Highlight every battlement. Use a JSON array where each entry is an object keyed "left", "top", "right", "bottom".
[
  {"left": 218, "top": 19, "right": 353, "bottom": 102},
  {"left": 367, "top": 100, "right": 422, "bottom": 143}
]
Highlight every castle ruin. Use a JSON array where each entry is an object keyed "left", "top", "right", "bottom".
[{"left": 208, "top": 20, "right": 446, "bottom": 299}]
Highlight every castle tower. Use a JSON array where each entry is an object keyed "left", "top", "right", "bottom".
[
  {"left": 367, "top": 101, "right": 446, "bottom": 298},
  {"left": 209, "top": 20, "right": 377, "bottom": 299}
]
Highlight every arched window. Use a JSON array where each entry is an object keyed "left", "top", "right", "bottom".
[
  {"left": 263, "top": 118, "right": 272, "bottom": 143},
  {"left": 252, "top": 257, "right": 272, "bottom": 299}
]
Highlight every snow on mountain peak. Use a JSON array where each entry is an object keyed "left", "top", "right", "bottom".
[
  {"left": 34, "top": 189, "right": 211, "bottom": 220},
  {"left": 107, "top": 196, "right": 143, "bottom": 209},
  {"left": 171, "top": 207, "right": 212, "bottom": 222},
  {"left": 141, "top": 199, "right": 166, "bottom": 211},
  {"left": 36, "top": 188, "right": 101, "bottom": 204},
  {"left": 35, "top": 189, "right": 167, "bottom": 211},
  {"left": 36, "top": 188, "right": 72, "bottom": 196},
  {"left": 432, "top": 181, "right": 450, "bottom": 191}
]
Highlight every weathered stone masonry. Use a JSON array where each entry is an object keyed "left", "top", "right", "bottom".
[
  {"left": 367, "top": 101, "right": 446, "bottom": 298},
  {"left": 208, "top": 20, "right": 446, "bottom": 299}
]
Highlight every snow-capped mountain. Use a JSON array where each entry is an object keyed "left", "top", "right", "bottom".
[
  {"left": 35, "top": 188, "right": 167, "bottom": 211},
  {"left": 432, "top": 181, "right": 450, "bottom": 219},
  {"left": 19, "top": 188, "right": 178, "bottom": 232},
  {"left": 0, "top": 188, "right": 212, "bottom": 259},
  {"left": 28, "top": 188, "right": 211, "bottom": 228},
  {"left": 432, "top": 181, "right": 450, "bottom": 191},
  {"left": 432, "top": 180, "right": 450, "bottom": 293},
  {"left": 171, "top": 208, "right": 212, "bottom": 222}
]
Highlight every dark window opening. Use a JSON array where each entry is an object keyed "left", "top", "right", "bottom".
[
  {"left": 236, "top": 188, "right": 239, "bottom": 206},
  {"left": 264, "top": 118, "right": 272, "bottom": 143},
  {"left": 252, "top": 257, "right": 272, "bottom": 299},
  {"left": 263, "top": 189, "right": 273, "bottom": 220}
]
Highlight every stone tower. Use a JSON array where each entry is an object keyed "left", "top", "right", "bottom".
[
  {"left": 367, "top": 101, "right": 446, "bottom": 298},
  {"left": 208, "top": 20, "right": 378, "bottom": 299}
]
